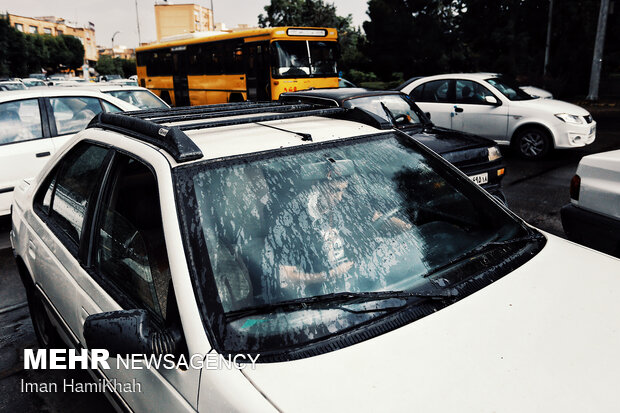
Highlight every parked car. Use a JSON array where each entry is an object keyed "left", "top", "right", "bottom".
[
  {"left": 399, "top": 73, "right": 595, "bottom": 159},
  {"left": 11, "top": 102, "right": 620, "bottom": 412},
  {"left": 0, "top": 80, "right": 27, "bottom": 91},
  {"left": 520, "top": 85, "right": 553, "bottom": 99},
  {"left": 561, "top": 149, "right": 620, "bottom": 258},
  {"left": 72, "top": 84, "right": 170, "bottom": 109},
  {"left": 108, "top": 78, "right": 139, "bottom": 86},
  {"left": 21, "top": 78, "right": 48, "bottom": 88},
  {"left": 0, "top": 88, "right": 138, "bottom": 216},
  {"left": 280, "top": 88, "right": 506, "bottom": 202}
]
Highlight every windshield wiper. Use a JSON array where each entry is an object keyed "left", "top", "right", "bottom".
[
  {"left": 225, "top": 289, "right": 457, "bottom": 322},
  {"left": 380, "top": 102, "right": 398, "bottom": 125},
  {"left": 423, "top": 233, "right": 544, "bottom": 279}
]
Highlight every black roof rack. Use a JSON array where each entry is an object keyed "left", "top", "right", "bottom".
[{"left": 86, "top": 102, "right": 354, "bottom": 163}]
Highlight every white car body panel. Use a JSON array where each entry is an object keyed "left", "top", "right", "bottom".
[
  {"left": 401, "top": 74, "right": 596, "bottom": 150},
  {"left": 243, "top": 234, "right": 620, "bottom": 413},
  {"left": 572, "top": 149, "right": 620, "bottom": 220}
]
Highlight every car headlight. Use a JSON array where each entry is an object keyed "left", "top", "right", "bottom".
[
  {"left": 488, "top": 146, "right": 502, "bottom": 161},
  {"left": 555, "top": 113, "right": 584, "bottom": 124}
]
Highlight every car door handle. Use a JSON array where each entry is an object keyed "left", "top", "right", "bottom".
[
  {"left": 454, "top": 106, "right": 464, "bottom": 113},
  {"left": 36, "top": 151, "right": 51, "bottom": 158},
  {"left": 28, "top": 240, "right": 36, "bottom": 260}
]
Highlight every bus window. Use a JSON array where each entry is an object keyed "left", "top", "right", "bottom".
[{"left": 272, "top": 41, "right": 338, "bottom": 78}]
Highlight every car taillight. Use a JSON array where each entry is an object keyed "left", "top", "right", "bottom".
[{"left": 569, "top": 174, "right": 581, "bottom": 200}]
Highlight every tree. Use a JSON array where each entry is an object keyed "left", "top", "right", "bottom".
[
  {"left": 363, "top": 0, "right": 465, "bottom": 80},
  {"left": 95, "top": 55, "right": 119, "bottom": 75},
  {"left": 95, "top": 55, "right": 135, "bottom": 77}
]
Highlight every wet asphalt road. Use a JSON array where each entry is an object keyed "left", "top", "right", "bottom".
[{"left": 0, "top": 105, "right": 618, "bottom": 412}]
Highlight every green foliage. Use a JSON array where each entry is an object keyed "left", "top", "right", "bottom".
[
  {"left": 95, "top": 55, "right": 136, "bottom": 77},
  {"left": 0, "top": 15, "right": 85, "bottom": 76}
]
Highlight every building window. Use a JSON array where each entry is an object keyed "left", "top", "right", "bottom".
[
  {"left": 15, "top": 23, "right": 23, "bottom": 32},
  {"left": 57, "top": 30, "right": 63, "bottom": 35},
  {"left": 29, "top": 26, "right": 37, "bottom": 34},
  {"left": 43, "top": 28, "right": 52, "bottom": 35}
]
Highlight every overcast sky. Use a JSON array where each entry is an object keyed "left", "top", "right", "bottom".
[{"left": 0, "top": 0, "right": 369, "bottom": 48}]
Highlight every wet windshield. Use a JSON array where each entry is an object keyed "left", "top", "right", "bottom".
[
  {"left": 176, "top": 133, "right": 537, "bottom": 357},
  {"left": 343, "top": 95, "right": 424, "bottom": 126},
  {"left": 486, "top": 77, "right": 535, "bottom": 101},
  {"left": 272, "top": 41, "right": 338, "bottom": 78}
]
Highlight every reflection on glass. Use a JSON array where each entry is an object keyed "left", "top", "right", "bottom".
[{"left": 181, "top": 136, "right": 525, "bottom": 353}]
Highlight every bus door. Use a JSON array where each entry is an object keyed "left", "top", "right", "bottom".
[
  {"left": 172, "top": 46, "right": 190, "bottom": 107},
  {"left": 244, "top": 41, "right": 271, "bottom": 101}
]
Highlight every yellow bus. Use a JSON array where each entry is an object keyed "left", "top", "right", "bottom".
[{"left": 135, "top": 27, "right": 339, "bottom": 106}]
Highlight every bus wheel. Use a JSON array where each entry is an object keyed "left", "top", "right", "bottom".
[
  {"left": 160, "top": 91, "right": 172, "bottom": 106},
  {"left": 229, "top": 93, "right": 244, "bottom": 103}
]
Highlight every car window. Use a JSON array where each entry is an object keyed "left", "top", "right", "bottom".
[
  {"left": 100, "top": 100, "right": 123, "bottom": 113},
  {"left": 411, "top": 80, "right": 451, "bottom": 103},
  {"left": 94, "top": 154, "right": 171, "bottom": 321},
  {"left": 455, "top": 80, "right": 495, "bottom": 104},
  {"left": 0, "top": 99, "right": 43, "bottom": 145},
  {"left": 50, "top": 97, "right": 103, "bottom": 135},
  {"left": 38, "top": 143, "right": 110, "bottom": 251},
  {"left": 105, "top": 90, "right": 168, "bottom": 109}
]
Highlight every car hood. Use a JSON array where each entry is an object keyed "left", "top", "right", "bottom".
[
  {"left": 406, "top": 126, "right": 493, "bottom": 154},
  {"left": 243, "top": 234, "right": 620, "bottom": 413},
  {"left": 510, "top": 98, "right": 590, "bottom": 116}
]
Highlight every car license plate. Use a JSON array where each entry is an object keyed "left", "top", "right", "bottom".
[{"left": 469, "top": 172, "right": 488, "bottom": 185}]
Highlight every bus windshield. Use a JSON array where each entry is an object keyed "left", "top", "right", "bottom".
[{"left": 273, "top": 41, "right": 338, "bottom": 78}]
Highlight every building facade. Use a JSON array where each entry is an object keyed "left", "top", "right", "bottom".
[
  {"left": 7, "top": 14, "right": 98, "bottom": 64},
  {"left": 154, "top": 3, "right": 214, "bottom": 41}
]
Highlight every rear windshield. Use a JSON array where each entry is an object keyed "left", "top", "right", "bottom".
[
  {"left": 175, "top": 133, "right": 543, "bottom": 360},
  {"left": 105, "top": 90, "right": 168, "bottom": 109}
]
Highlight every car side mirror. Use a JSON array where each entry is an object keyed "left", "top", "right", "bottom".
[
  {"left": 425, "top": 112, "right": 431, "bottom": 120},
  {"left": 484, "top": 96, "right": 500, "bottom": 105},
  {"left": 83, "top": 309, "right": 182, "bottom": 357}
]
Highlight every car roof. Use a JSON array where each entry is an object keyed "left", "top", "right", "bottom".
[
  {"left": 87, "top": 103, "right": 388, "bottom": 166},
  {"left": 401, "top": 73, "right": 500, "bottom": 85},
  {"left": 280, "top": 88, "right": 404, "bottom": 105},
  {"left": 0, "top": 87, "right": 139, "bottom": 110},
  {"left": 69, "top": 84, "right": 149, "bottom": 92}
]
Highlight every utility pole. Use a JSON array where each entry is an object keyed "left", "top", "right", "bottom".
[
  {"left": 210, "top": 0, "right": 214, "bottom": 31},
  {"left": 135, "top": 0, "right": 142, "bottom": 45},
  {"left": 543, "top": 0, "right": 553, "bottom": 77},
  {"left": 587, "top": 0, "right": 610, "bottom": 101},
  {"left": 111, "top": 31, "right": 121, "bottom": 58}
]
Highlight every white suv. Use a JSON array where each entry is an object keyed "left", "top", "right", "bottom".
[
  {"left": 0, "top": 88, "right": 138, "bottom": 216},
  {"left": 399, "top": 73, "right": 596, "bottom": 159},
  {"left": 10, "top": 103, "right": 620, "bottom": 412}
]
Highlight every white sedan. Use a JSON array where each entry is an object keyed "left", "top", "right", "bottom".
[
  {"left": 400, "top": 73, "right": 595, "bottom": 159},
  {"left": 561, "top": 149, "right": 620, "bottom": 257},
  {"left": 0, "top": 88, "right": 138, "bottom": 216}
]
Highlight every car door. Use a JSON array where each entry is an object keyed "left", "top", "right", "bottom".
[
  {"left": 0, "top": 98, "right": 54, "bottom": 215},
  {"left": 30, "top": 142, "right": 113, "bottom": 344},
  {"left": 74, "top": 150, "right": 198, "bottom": 412},
  {"left": 452, "top": 79, "right": 509, "bottom": 140},
  {"left": 408, "top": 79, "right": 454, "bottom": 130}
]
